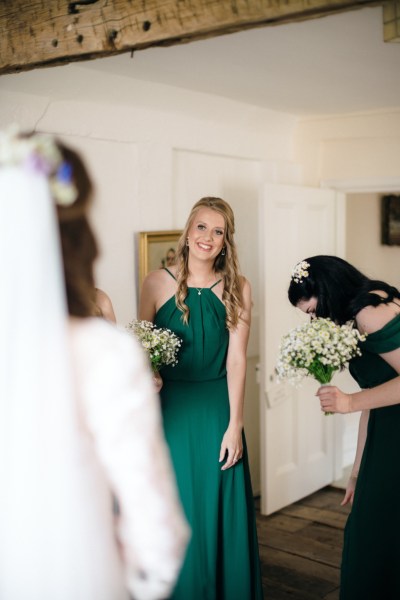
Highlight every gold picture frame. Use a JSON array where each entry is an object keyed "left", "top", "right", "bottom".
[
  {"left": 138, "top": 230, "right": 182, "bottom": 287},
  {"left": 381, "top": 194, "right": 400, "bottom": 245}
]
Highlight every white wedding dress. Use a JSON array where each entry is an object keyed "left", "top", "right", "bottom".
[
  {"left": 68, "top": 318, "right": 189, "bottom": 600},
  {"left": 0, "top": 165, "right": 189, "bottom": 600}
]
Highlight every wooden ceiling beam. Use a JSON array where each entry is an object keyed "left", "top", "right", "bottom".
[
  {"left": 0, "top": 0, "right": 383, "bottom": 75},
  {"left": 383, "top": 1, "right": 400, "bottom": 41}
]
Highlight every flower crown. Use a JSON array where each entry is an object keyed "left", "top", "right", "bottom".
[
  {"left": 0, "top": 126, "right": 78, "bottom": 206},
  {"left": 292, "top": 260, "right": 310, "bottom": 284}
]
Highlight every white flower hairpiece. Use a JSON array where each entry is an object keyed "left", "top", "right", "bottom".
[
  {"left": 0, "top": 125, "right": 78, "bottom": 206},
  {"left": 292, "top": 260, "right": 310, "bottom": 284}
]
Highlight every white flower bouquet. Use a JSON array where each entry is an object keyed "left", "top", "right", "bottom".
[
  {"left": 276, "top": 318, "right": 365, "bottom": 411},
  {"left": 127, "top": 319, "right": 182, "bottom": 372}
]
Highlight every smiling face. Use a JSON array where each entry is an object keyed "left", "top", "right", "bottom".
[
  {"left": 187, "top": 207, "right": 225, "bottom": 261},
  {"left": 296, "top": 296, "right": 318, "bottom": 318}
]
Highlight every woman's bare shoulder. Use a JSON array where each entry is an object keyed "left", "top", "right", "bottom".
[
  {"left": 356, "top": 291, "right": 400, "bottom": 334},
  {"left": 95, "top": 288, "right": 116, "bottom": 323},
  {"left": 141, "top": 268, "right": 178, "bottom": 318},
  {"left": 143, "top": 268, "right": 170, "bottom": 289},
  {"left": 239, "top": 275, "right": 251, "bottom": 298}
]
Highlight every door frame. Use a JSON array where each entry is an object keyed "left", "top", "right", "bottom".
[{"left": 321, "top": 176, "right": 400, "bottom": 483}]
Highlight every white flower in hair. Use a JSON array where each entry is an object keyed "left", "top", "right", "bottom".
[
  {"left": 0, "top": 125, "right": 78, "bottom": 206},
  {"left": 292, "top": 260, "right": 310, "bottom": 284}
]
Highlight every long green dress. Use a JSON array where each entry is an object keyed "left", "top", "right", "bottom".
[
  {"left": 155, "top": 269, "right": 263, "bottom": 600},
  {"left": 342, "top": 315, "right": 400, "bottom": 599}
]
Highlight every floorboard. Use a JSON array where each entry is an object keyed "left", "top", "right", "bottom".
[{"left": 256, "top": 486, "right": 350, "bottom": 599}]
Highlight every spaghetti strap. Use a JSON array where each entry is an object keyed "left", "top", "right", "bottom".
[
  {"left": 164, "top": 267, "right": 177, "bottom": 281},
  {"left": 210, "top": 279, "right": 222, "bottom": 290}
]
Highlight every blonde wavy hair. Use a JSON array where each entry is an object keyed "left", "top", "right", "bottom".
[{"left": 175, "top": 197, "right": 243, "bottom": 330}]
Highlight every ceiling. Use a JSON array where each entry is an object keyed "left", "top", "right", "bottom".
[{"left": 83, "top": 5, "right": 400, "bottom": 116}]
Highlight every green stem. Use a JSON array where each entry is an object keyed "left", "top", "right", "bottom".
[
  {"left": 308, "top": 360, "right": 337, "bottom": 416},
  {"left": 308, "top": 360, "right": 337, "bottom": 384}
]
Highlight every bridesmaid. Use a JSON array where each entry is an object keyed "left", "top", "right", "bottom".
[
  {"left": 139, "top": 197, "right": 263, "bottom": 600},
  {"left": 288, "top": 255, "right": 400, "bottom": 600}
]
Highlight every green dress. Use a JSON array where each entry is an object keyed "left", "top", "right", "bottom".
[
  {"left": 155, "top": 269, "right": 263, "bottom": 600},
  {"left": 342, "top": 315, "right": 400, "bottom": 599}
]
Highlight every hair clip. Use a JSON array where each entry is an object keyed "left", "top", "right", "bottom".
[{"left": 292, "top": 260, "right": 310, "bottom": 284}]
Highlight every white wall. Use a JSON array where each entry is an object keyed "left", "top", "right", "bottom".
[
  {"left": 0, "top": 63, "right": 300, "bottom": 492},
  {"left": 346, "top": 192, "right": 400, "bottom": 288},
  {"left": 0, "top": 65, "right": 298, "bottom": 323},
  {"left": 295, "top": 109, "right": 400, "bottom": 186}
]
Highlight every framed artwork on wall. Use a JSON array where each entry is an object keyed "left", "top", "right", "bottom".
[
  {"left": 381, "top": 195, "right": 400, "bottom": 245},
  {"left": 138, "top": 230, "right": 182, "bottom": 287}
]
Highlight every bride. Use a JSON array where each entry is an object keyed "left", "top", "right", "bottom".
[{"left": 0, "top": 129, "right": 189, "bottom": 600}]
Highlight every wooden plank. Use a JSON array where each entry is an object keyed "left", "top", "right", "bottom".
[
  {"left": 383, "top": 0, "right": 400, "bottom": 42},
  {"left": 262, "top": 576, "right": 329, "bottom": 600},
  {"left": 296, "top": 521, "right": 345, "bottom": 548},
  {"left": 259, "top": 544, "right": 340, "bottom": 586},
  {"left": 323, "top": 589, "right": 340, "bottom": 599},
  {"left": 281, "top": 503, "right": 349, "bottom": 529},
  {"left": 298, "top": 487, "right": 345, "bottom": 510},
  {"left": 256, "top": 487, "right": 346, "bottom": 598},
  {"left": 1, "top": 0, "right": 383, "bottom": 75},
  {"left": 257, "top": 512, "right": 311, "bottom": 536},
  {"left": 261, "top": 526, "right": 343, "bottom": 567}
]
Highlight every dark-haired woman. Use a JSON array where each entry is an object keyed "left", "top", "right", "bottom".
[
  {"left": 288, "top": 255, "right": 400, "bottom": 600},
  {"left": 139, "top": 197, "right": 263, "bottom": 600}
]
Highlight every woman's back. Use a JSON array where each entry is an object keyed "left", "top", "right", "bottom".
[{"left": 68, "top": 317, "right": 189, "bottom": 600}]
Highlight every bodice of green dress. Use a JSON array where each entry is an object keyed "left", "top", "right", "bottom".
[
  {"left": 349, "top": 314, "right": 400, "bottom": 389},
  {"left": 155, "top": 289, "right": 229, "bottom": 382}
]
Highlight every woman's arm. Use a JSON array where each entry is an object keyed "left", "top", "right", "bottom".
[
  {"left": 318, "top": 374, "right": 400, "bottom": 413},
  {"left": 138, "top": 272, "right": 159, "bottom": 322},
  {"left": 138, "top": 270, "right": 174, "bottom": 393},
  {"left": 77, "top": 323, "right": 190, "bottom": 600},
  {"left": 219, "top": 277, "right": 252, "bottom": 471},
  {"left": 341, "top": 409, "right": 369, "bottom": 506},
  {"left": 318, "top": 303, "right": 400, "bottom": 413},
  {"left": 95, "top": 288, "right": 117, "bottom": 324}
]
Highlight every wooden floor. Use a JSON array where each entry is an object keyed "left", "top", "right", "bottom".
[{"left": 256, "top": 487, "right": 350, "bottom": 600}]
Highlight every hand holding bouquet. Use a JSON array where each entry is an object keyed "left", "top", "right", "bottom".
[
  {"left": 276, "top": 318, "right": 366, "bottom": 413},
  {"left": 126, "top": 319, "right": 182, "bottom": 372}
]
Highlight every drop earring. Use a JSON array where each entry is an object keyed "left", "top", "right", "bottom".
[
  {"left": 186, "top": 238, "right": 189, "bottom": 247},
  {"left": 221, "top": 247, "right": 226, "bottom": 256}
]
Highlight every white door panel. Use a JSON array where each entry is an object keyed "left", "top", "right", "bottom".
[{"left": 260, "top": 184, "right": 340, "bottom": 515}]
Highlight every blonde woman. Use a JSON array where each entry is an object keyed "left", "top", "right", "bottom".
[{"left": 139, "top": 197, "right": 263, "bottom": 600}]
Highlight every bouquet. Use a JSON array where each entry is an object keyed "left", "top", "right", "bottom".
[
  {"left": 276, "top": 318, "right": 365, "bottom": 413},
  {"left": 126, "top": 319, "right": 182, "bottom": 372}
]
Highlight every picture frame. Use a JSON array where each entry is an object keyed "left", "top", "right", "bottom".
[
  {"left": 381, "top": 195, "right": 400, "bottom": 246},
  {"left": 138, "top": 230, "right": 182, "bottom": 287}
]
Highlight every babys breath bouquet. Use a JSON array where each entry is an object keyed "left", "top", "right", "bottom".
[
  {"left": 126, "top": 319, "right": 182, "bottom": 372},
  {"left": 276, "top": 318, "right": 365, "bottom": 412}
]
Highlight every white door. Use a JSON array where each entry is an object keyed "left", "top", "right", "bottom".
[{"left": 260, "top": 183, "right": 341, "bottom": 515}]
